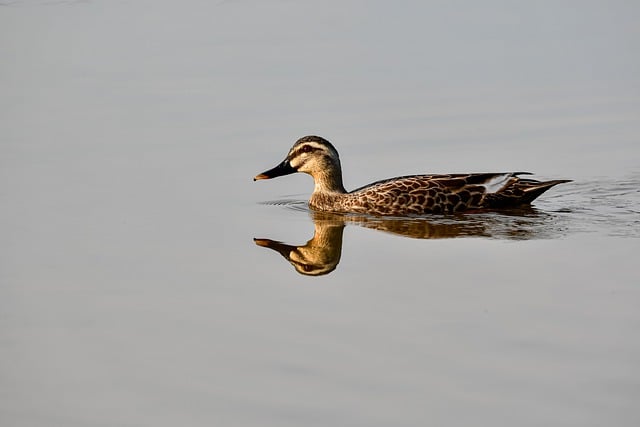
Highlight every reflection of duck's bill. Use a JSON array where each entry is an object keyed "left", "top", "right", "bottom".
[
  {"left": 253, "top": 238, "right": 295, "bottom": 257},
  {"left": 254, "top": 159, "right": 296, "bottom": 181}
]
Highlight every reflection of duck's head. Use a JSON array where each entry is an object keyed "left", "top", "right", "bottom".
[{"left": 254, "top": 218, "right": 345, "bottom": 276}]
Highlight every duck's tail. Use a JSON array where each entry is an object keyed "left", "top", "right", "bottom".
[
  {"left": 484, "top": 175, "right": 572, "bottom": 208},
  {"left": 519, "top": 179, "right": 573, "bottom": 204}
]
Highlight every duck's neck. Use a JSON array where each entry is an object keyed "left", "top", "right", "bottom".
[{"left": 311, "top": 165, "right": 347, "bottom": 194}]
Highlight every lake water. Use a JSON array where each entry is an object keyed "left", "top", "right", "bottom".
[{"left": 2, "top": 1, "right": 639, "bottom": 426}]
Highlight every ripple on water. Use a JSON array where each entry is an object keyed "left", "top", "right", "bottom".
[
  {"left": 552, "top": 174, "right": 640, "bottom": 238},
  {"left": 260, "top": 197, "right": 309, "bottom": 213}
]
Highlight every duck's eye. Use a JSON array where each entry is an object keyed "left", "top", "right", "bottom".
[{"left": 301, "top": 145, "right": 312, "bottom": 153}]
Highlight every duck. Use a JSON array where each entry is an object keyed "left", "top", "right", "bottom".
[{"left": 254, "top": 135, "right": 571, "bottom": 216}]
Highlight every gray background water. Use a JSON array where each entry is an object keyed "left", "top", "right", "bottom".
[{"left": 2, "top": 1, "right": 639, "bottom": 426}]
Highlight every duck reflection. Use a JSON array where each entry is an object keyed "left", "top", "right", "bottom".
[
  {"left": 255, "top": 214, "right": 345, "bottom": 276},
  {"left": 255, "top": 207, "right": 566, "bottom": 276}
]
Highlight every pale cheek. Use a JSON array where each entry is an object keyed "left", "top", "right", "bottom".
[
  {"left": 289, "top": 158, "right": 303, "bottom": 169},
  {"left": 294, "top": 158, "right": 313, "bottom": 173}
]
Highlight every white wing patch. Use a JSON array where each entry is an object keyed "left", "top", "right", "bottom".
[{"left": 482, "top": 174, "right": 513, "bottom": 194}]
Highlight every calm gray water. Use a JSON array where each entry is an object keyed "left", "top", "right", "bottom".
[{"left": 2, "top": 1, "right": 639, "bottom": 426}]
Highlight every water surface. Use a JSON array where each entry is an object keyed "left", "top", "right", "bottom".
[{"left": 1, "top": 1, "right": 639, "bottom": 426}]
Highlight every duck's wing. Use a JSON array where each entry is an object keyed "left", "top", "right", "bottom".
[{"left": 427, "top": 173, "right": 572, "bottom": 208}]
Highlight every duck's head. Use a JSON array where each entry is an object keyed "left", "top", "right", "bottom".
[{"left": 254, "top": 136, "right": 343, "bottom": 187}]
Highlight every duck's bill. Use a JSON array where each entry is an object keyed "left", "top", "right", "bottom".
[{"left": 254, "top": 160, "right": 296, "bottom": 181}]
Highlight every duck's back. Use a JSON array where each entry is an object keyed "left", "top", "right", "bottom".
[{"left": 329, "top": 173, "right": 570, "bottom": 216}]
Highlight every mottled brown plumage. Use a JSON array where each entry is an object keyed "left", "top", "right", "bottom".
[{"left": 254, "top": 135, "right": 571, "bottom": 216}]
